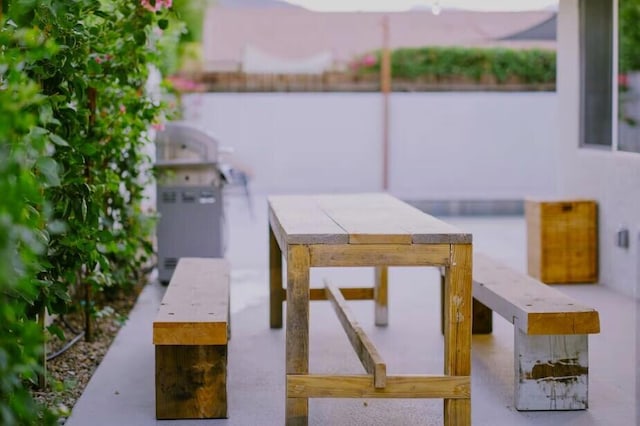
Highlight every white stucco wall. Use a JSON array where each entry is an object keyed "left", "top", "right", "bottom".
[
  {"left": 184, "top": 93, "right": 382, "bottom": 194},
  {"left": 558, "top": 0, "right": 640, "bottom": 298},
  {"left": 183, "top": 92, "right": 558, "bottom": 200},
  {"left": 389, "top": 92, "right": 558, "bottom": 199}
]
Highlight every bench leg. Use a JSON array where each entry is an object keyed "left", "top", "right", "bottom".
[
  {"left": 514, "top": 321, "right": 589, "bottom": 410},
  {"left": 439, "top": 270, "right": 492, "bottom": 334},
  {"left": 471, "top": 299, "right": 493, "bottom": 334},
  {"left": 156, "top": 345, "right": 227, "bottom": 419},
  {"left": 270, "top": 226, "right": 284, "bottom": 328},
  {"left": 374, "top": 266, "right": 388, "bottom": 326}
]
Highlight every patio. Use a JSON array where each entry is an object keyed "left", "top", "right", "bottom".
[{"left": 65, "top": 194, "right": 637, "bottom": 425}]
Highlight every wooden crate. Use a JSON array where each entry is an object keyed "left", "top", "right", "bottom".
[{"left": 525, "top": 199, "right": 598, "bottom": 284}]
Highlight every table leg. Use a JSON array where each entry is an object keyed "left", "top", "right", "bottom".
[
  {"left": 374, "top": 266, "right": 388, "bottom": 326},
  {"left": 270, "top": 226, "right": 283, "bottom": 328},
  {"left": 286, "top": 245, "right": 310, "bottom": 425},
  {"left": 443, "top": 244, "right": 472, "bottom": 426}
]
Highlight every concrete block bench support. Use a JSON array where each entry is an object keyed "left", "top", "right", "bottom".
[
  {"left": 153, "top": 258, "right": 230, "bottom": 419},
  {"left": 513, "top": 318, "right": 589, "bottom": 410},
  {"left": 441, "top": 253, "right": 600, "bottom": 410}
]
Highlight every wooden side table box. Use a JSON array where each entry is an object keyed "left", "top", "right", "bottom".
[{"left": 525, "top": 199, "right": 598, "bottom": 284}]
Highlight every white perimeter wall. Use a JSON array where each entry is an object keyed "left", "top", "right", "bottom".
[
  {"left": 558, "top": 0, "right": 640, "bottom": 298},
  {"left": 183, "top": 92, "right": 558, "bottom": 200}
]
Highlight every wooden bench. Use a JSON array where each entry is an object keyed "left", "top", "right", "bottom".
[
  {"left": 441, "top": 252, "right": 600, "bottom": 411},
  {"left": 153, "top": 258, "right": 230, "bottom": 419}
]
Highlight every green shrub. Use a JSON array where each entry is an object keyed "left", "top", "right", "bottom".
[
  {"left": 0, "top": 0, "right": 181, "bottom": 422},
  {"left": 620, "top": 0, "right": 640, "bottom": 72},
  {"left": 0, "top": 24, "right": 59, "bottom": 426},
  {"left": 356, "top": 46, "right": 556, "bottom": 85},
  {"left": 7, "top": 0, "right": 172, "bottom": 320}
]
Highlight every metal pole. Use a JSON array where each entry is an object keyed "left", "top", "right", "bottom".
[{"left": 381, "top": 15, "right": 391, "bottom": 191}]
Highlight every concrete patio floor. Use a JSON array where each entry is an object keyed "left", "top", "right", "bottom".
[{"left": 66, "top": 195, "right": 638, "bottom": 425}]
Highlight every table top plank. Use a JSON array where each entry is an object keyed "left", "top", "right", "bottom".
[
  {"left": 269, "top": 193, "right": 470, "bottom": 245},
  {"left": 316, "top": 194, "right": 412, "bottom": 244},
  {"left": 394, "top": 205, "right": 472, "bottom": 244},
  {"left": 269, "top": 195, "right": 349, "bottom": 245}
]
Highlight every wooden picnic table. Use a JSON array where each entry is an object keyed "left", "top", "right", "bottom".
[{"left": 268, "top": 193, "right": 472, "bottom": 426}]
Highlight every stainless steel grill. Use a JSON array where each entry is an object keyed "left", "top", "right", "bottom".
[{"left": 155, "top": 121, "right": 225, "bottom": 284}]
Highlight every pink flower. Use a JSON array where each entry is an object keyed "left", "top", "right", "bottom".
[
  {"left": 93, "top": 54, "right": 112, "bottom": 64},
  {"left": 119, "top": 105, "right": 126, "bottom": 114},
  {"left": 361, "top": 54, "right": 377, "bottom": 67},
  {"left": 619, "top": 73, "right": 628, "bottom": 89},
  {"left": 140, "top": 0, "right": 172, "bottom": 11},
  {"left": 152, "top": 121, "right": 165, "bottom": 131}
]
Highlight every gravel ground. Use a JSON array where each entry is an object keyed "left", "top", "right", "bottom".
[{"left": 32, "top": 283, "right": 143, "bottom": 424}]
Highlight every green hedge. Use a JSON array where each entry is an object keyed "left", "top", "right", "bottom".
[
  {"left": 0, "top": 25, "right": 59, "bottom": 426},
  {"left": 1, "top": 1, "right": 180, "bottom": 423},
  {"left": 356, "top": 47, "right": 556, "bottom": 85},
  {"left": 620, "top": 0, "right": 640, "bottom": 72}
]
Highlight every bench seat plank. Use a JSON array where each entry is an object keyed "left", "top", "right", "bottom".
[
  {"left": 153, "top": 258, "right": 230, "bottom": 345},
  {"left": 473, "top": 253, "right": 600, "bottom": 335}
]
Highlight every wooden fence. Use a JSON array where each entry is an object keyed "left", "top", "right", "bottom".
[{"left": 189, "top": 71, "right": 555, "bottom": 93}]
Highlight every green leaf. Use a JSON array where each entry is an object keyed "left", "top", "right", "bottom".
[
  {"left": 47, "top": 324, "right": 65, "bottom": 341},
  {"left": 47, "top": 220, "right": 67, "bottom": 234},
  {"left": 134, "top": 31, "right": 146, "bottom": 45},
  {"left": 49, "top": 134, "right": 69, "bottom": 147},
  {"left": 31, "top": 126, "right": 48, "bottom": 137},
  {"left": 39, "top": 103, "right": 55, "bottom": 125},
  {"left": 81, "top": 199, "right": 87, "bottom": 222},
  {"left": 94, "top": 10, "right": 110, "bottom": 20},
  {"left": 52, "top": 285, "right": 72, "bottom": 304},
  {"left": 0, "top": 348, "right": 8, "bottom": 370},
  {"left": 158, "top": 19, "right": 169, "bottom": 30},
  {"left": 36, "top": 157, "right": 60, "bottom": 187},
  {"left": 79, "top": 143, "right": 98, "bottom": 156}
]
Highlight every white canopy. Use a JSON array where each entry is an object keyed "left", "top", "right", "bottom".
[{"left": 241, "top": 44, "right": 333, "bottom": 74}]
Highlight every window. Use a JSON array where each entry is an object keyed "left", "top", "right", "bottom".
[
  {"left": 579, "top": 0, "right": 613, "bottom": 148},
  {"left": 618, "top": 0, "right": 640, "bottom": 153}
]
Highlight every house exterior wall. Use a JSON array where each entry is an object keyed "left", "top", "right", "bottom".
[
  {"left": 558, "top": 0, "right": 640, "bottom": 298},
  {"left": 183, "top": 92, "right": 558, "bottom": 201}
]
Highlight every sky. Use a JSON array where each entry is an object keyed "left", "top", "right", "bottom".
[{"left": 283, "top": 0, "right": 559, "bottom": 12}]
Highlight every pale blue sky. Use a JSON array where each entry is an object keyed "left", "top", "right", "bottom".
[{"left": 283, "top": 0, "right": 558, "bottom": 12}]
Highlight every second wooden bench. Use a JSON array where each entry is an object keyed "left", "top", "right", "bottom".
[
  {"left": 441, "top": 252, "right": 600, "bottom": 411},
  {"left": 153, "top": 257, "right": 230, "bottom": 419}
]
